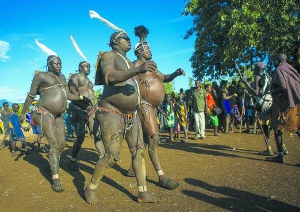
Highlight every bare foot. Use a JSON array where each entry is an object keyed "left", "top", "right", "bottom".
[
  {"left": 85, "top": 187, "right": 99, "bottom": 205},
  {"left": 137, "top": 191, "right": 159, "bottom": 203},
  {"left": 52, "top": 179, "right": 64, "bottom": 192}
]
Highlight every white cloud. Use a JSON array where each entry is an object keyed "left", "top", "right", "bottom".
[
  {"left": 164, "top": 16, "right": 189, "bottom": 23},
  {"left": 0, "top": 86, "right": 26, "bottom": 103},
  {"left": 155, "top": 47, "right": 194, "bottom": 59},
  {"left": 0, "top": 40, "right": 10, "bottom": 62}
]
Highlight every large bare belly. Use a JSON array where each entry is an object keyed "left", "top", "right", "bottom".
[
  {"left": 140, "top": 76, "right": 165, "bottom": 106},
  {"left": 39, "top": 88, "right": 67, "bottom": 115},
  {"left": 99, "top": 79, "right": 139, "bottom": 113}
]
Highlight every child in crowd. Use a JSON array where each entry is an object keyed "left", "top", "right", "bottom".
[
  {"left": 0, "top": 102, "right": 12, "bottom": 149},
  {"left": 174, "top": 93, "right": 188, "bottom": 142},
  {"left": 9, "top": 103, "right": 26, "bottom": 156},
  {"left": 165, "top": 94, "right": 175, "bottom": 141}
]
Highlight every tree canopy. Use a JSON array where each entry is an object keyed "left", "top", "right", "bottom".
[{"left": 183, "top": 0, "right": 300, "bottom": 80}]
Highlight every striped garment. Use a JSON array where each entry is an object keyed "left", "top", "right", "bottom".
[{"left": 272, "top": 62, "right": 300, "bottom": 110}]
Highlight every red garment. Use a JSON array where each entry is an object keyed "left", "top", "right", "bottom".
[{"left": 206, "top": 93, "right": 216, "bottom": 111}]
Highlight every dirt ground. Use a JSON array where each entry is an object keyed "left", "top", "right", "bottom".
[{"left": 0, "top": 127, "right": 300, "bottom": 212}]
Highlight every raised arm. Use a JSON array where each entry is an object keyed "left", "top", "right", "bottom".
[{"left": 163, "top": 68, "right": 185, "bottom": 83}]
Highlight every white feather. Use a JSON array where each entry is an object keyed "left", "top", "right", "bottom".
[
  {"left": 70, "top": 35, "right": 87, "bottom": 61},
  {"left": 89, "top": 10, "right": 125, "bottom": 32},
  {"left": 35, "top": 39, "right": 57, "bottom": 56}
]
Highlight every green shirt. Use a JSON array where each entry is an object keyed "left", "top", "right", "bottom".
[{"left": 192, "top": 88, "right": 206, "bottom": 112}]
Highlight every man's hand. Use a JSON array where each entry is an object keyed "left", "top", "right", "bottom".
[
  {"left": 176, "top": 68, "right": 185, "bottom": 76},
  {"left": 80, "top": 95, "right": 92, "bottom": 105},
  {"left": 139, "top": 61, "right": 157, "bottom": 73}
]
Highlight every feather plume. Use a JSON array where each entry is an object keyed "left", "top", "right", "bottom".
[
  {"left": 70, "top": 35, "right": 87, "bottom": 61},
  {"left": 89, "top": 10, "right": 125, "bottom": 32},
  {"left": 35, "top": 39, "right": 57, "bottom": 56},
  {"left": 134, "top": 25, "right": 149, "bottom": 42}
]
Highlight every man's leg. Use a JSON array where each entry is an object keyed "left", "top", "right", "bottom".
[
  {"left": 85, "top": 112, "right": 123, "bottom": 205},
  {"left": 125, "top": 117, "right": 158, "bottom": 203},
  {"left": 69, "top": 115, "right": 86, "bottom": 171},
  {"left": 266, "top": 130, "right": 284, "bottom": 163},
  {"left": 193, "top": 112, "right": 201, "bottom": 139},
  {"left": 259, "top": 124, "right": 273, "bottom": 156},
  {"left": 89, "top": 114, "right": 105, "bottom": 158},
  {"left": 199, "top": 111, "right": 206, "bottom": 138},
  {"left": 33, "top": 112, "right": 65, "bottom": 192}
]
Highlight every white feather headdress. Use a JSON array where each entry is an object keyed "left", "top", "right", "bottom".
[
  {"left": 69, "top": 35, "right": 87, "bottom": 61},
  {"left": 89, "top": 10, "right": 125, "bottom": 32},
  {"left": 35, "top": 39, "right": 57, "bottom": 56}
]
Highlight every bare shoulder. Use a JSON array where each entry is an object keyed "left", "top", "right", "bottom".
[
  {"left": 33, "top": 71, "right": 47, "bottom": 80},
  {"left": 58, "top": 74, "right": 67, "bottom": 84},
  {"left": 69, "top": 73, "right": 78, "bottom": 81},
  {"left": 102, "top": 51, "right": 116, "bottom": 60}
]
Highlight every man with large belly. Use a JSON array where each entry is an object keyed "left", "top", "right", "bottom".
[
  {"left": 84, "top": 31, "right": 158, "bottom": 204},
  {"left": 126, "top": 25, "right": 185, "bottom": 190},
  {"left": 20, "top": 55, "right": 92, "bottom": 192},
  {"left": 68, "top": 61, "right": 104, "bottom": 171}
]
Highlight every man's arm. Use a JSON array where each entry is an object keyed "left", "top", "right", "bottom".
[
  {"left": 163, "top": 68, "right": 185, "bottom": 83},
  {"left": 102, "top": 52, "right": 157, "bottom": 85},
  {"left": 68, "top": 74, "right": 80, "bottom": 96},
  {"left": 20, "top": 74, "right": 42, "bottom": 120}
]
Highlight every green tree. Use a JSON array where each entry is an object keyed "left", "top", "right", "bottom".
[
  {"left": 94, "top": 88, "right": 103, "bottom": 104},
  {"left": 183, "top": 0, "right": 300, "bottom": 80},
  {"left": 164, "top": 82, "right": 175, "bottom": 95}
]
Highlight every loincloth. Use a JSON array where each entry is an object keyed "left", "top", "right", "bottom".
[
  {"left": 271, "top": 103, "right": 300, "bottom": 131},
  {"left": 95, "top": 106, "right": 140, "bottom": 139},
  {"left": 33, "top": 106, "right": 55, "bottom": 120},
  {"left": 69, "top": 103, "right": 90, "bottom": 122},
  {"left": 32, "top": 106, "right": 60, "bottom": 132}
]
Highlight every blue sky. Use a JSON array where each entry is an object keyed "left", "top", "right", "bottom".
[{"left": 0, "top": 0, "right": 196, "bottom": 103}]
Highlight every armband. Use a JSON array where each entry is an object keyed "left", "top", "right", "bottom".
[{"left": 27, "top": 93, "right": 36, "bottom": 98}]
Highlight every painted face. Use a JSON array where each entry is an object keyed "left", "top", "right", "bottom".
[
  {"left": 49, "top": 57, "right": 62, "bottom": 74},
  {"left": 135, "top": 42, "right": 152, "bottom": 60},
  {"left": 80, "top": 62, "right": 90, "bottom": 75},
  {"left": 141, "top": 43, "right": 152, "bottom": 60}
]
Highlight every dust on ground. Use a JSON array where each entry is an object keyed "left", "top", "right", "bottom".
[{"left": 0, "top": 129, "right": 300, "bottom": 212}]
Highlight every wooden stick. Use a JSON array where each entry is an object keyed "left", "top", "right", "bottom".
[
  {"left": 234, "top": 60, "right": 243, "bottom": 78},
  {"left": 239, "top": 90, "right": 246, "bottom": 133}
]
